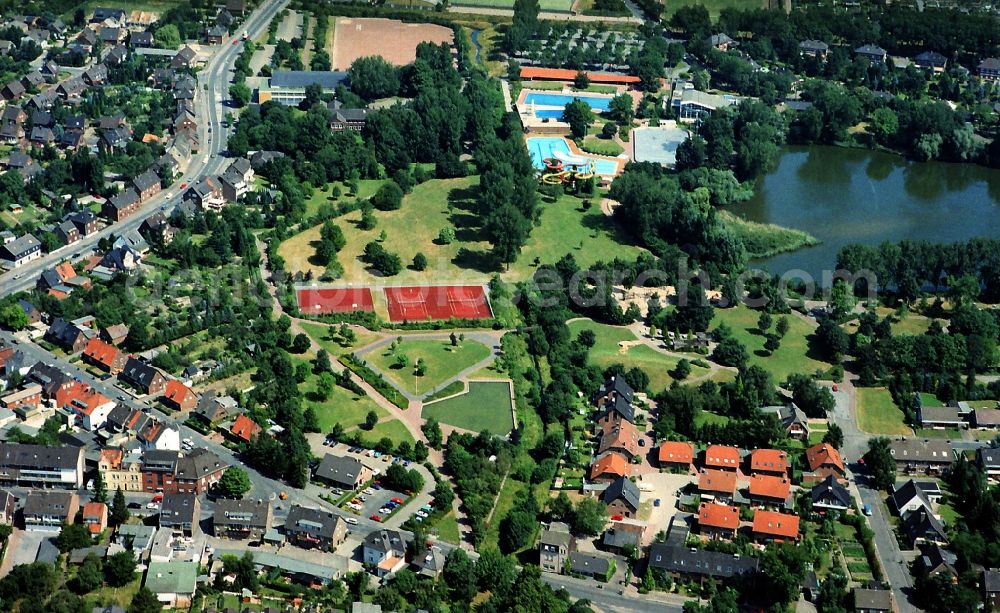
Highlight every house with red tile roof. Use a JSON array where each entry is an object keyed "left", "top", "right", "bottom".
[
  {"left": 697, "top": 502, "right": 740, "bottom": 540},
  {"left": 163, "top": 380, "right": 198, "bottom": 412},
  {"left": 590, "top": 452, "right": 629, "bottom": 482},
  {"left": 82, "top": 337, "right": 126, "bottom": 374},
  {"left": 704, "top": 445, "right": 741, "bottom": 471},
  {"left": 55, "top": 381, "right": 114, "bottom": 430},
  {"left": 229, "top": 414, "right": 261, "bottom": 444},
  {"left": 752, "top": 510, "right": 800, "bottom": 542},
  {"left": 598, "top": 420, "right": 641, "bottom": 460},
  {"left": 658, "top": 441, "right": 694, "bottom": 470},
  {"left": 805, "top": 443, "right": 845, "bottom": 481},
  {"left": 697, "top": 469, "right": 737, "bottom": 501},
  {"left": 749, "top": 449, "right": 789, "bottom": 476},
  {"left": 82, "top": 501, "right": 108, "bottom": 535},
  {"left": 747, "top": 474, "right": 791, "bottom": 507}
]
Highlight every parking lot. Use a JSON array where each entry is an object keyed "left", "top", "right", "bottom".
[
  {"left": 634, "top": 472, "right": 693, "bottom": 545},
  {"left": 342, "top": 485, "right": 408, "bottom": 523}
]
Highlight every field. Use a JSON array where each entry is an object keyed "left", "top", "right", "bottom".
[
  {"left": 365, "top": 338, "right": 492, "bottom": 397},
  {"left": 358, "top": 418, "right": 416, "bottom": 447},
  {"left": 298, "top": 321, "right": 380, "bottom": 356},
  {"left": 331, "top": 17, "right": 454, "bottom": 69},
  {"left": 567, "top": 318, "right": 711, "bottom": 391},
  {"left": 710, "top": 305, "right": 830, "bottom": 381},
  {"left": 659, "top": 0, "right": 765, "bottom": 18},
  {"left": 422, "top": 381, "right": 515, "bottom": 434},
  {"left": 579, "top": 137, "right": 624, "bottom": 157},
  {"left": 296, "top": 359, "right": 387, "bottom": 432},
  {"left": 449, "top": 0, "right": 575, "bottom": 12},
  {"left": 280, "top": 178, "right": 645, "bottom": 285},
  {"left": 856, "top": 387, "right": 911, "bottom": 436}
]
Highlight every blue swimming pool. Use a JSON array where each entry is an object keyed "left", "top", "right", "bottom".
[
  {"left": 535, "top": 109, "right": 566, "bottom": 119},
  {"left": 523, "top": 92, "right": 612, "bottom": 112},
  {"left": 526, "top": 136, "right": 620, "bottom": 176}
]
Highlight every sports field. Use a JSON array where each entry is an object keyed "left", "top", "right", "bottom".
[
  {"left": 297, "top": 288, "right": 374, "bottom": 315},
  {"left": 422, "top": 381, "right": 514, "bottom": 434},
  {"left": 331, "top": 18, "right": 454, "bottom": 69},
  {"left": 385, "top": 285, "right": 492, "bottom": 322}
]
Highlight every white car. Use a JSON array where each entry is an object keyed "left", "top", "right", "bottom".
[
  {"left": 345, "top": 517, "right": 359, "bottom": 525},
  {"left": 415, "top": 511, "right": 428, "bottom": 519}
]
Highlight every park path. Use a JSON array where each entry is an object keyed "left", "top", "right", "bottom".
[{"left": 446, "top": 4, "right": 641, "bottom": 23}]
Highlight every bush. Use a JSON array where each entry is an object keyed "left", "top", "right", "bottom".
[{"left": 371, "top": 181, "right": 404, "bottom": 211}]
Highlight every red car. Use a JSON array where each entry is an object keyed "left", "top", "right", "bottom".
[
  {"left": 232, "top": 40, "right": 239, "bottom": 45},
  {"left": 180, "top": 182, "right": 187, "bottom": 189},
  {"left": 391, "top": 497, "right": 404, "bottom": 504},
  {"left": 370, "top": 514, "right": 382, "bottom": 522},
  {"left": 152, "top": 494, "right": 163, "bottom": 503}
]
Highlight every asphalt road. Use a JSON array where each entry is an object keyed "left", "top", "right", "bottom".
[{"left": 0, "top": 0, "right": 290, "bottom": 300}]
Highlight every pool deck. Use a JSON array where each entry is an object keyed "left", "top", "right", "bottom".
[
  {"left": 525, "top": 133, "right": 627, "bottom": 178},
  {"left": 630, "top": 121, "right": 690, "bottom": 167},
  {"left": 516, "top": 86, "right": 621, "bottom": 130}
]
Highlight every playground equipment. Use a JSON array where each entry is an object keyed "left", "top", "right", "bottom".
[{"left": 540, "top": 156, "right": 596, "bottom": 185}]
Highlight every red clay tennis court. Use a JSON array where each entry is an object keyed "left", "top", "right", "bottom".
[
  {"left": 297, "top": 288, "right": 375, "bottom": 315},
  {"left": 385, "top": 285, "right": 492, "bottom": 322}
]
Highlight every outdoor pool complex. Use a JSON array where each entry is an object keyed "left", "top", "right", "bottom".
[
  {"left": 526, "top": 136, "right": 619, "bottom": 175},
  {"left": 522, "top": 91, "right": 613, "bottom": 119}
]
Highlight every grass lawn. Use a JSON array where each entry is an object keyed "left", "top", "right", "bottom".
[
  {"left": 367, "top": 338, "right": 492, "bottom": 397},
  {"left": 423, "top": 381, "right": 514, "bottom": 434},
  {"left": 579, "top": 136, "right": 624, "bottom": 156},
  {"left": 451, "top": 0, "right": 574, "bottom": 11},
  {"left": 282, "top": 180, "right": 644, "bottom": 285},
  {"left": 567, "top": 318, "right": 710, "bottom": 392},
  {"left": 86, "top": 577, "right": 141, "bottom": 609},
  {"left": 481, "top": 475, "right": 549, "bottom": 552},
  {"left": 304, "top": 179, "right": 386, "bottom": 218},
  {"left": 695, "top": 410, "right": 730, "bottom": 427},
  {"left": 294, "top": 358, "right": 387, "bottom": 432},
  {"left": 357, "top": 418, "right": 416, "bottom": 447},
  {"left": 938, "top": 499, "right": 961, "bottom": 525},
  {"left": 659, "top": 0, "right": 764, "bottom": 18},
  {"left": 919, "top": 392, "right": 943, "bottom": 407},
  {"left": 710, "top": 305, "right": 830, "bottom": 381},
  {"left": 434, "top": 511, "right": 461, "bottom": 544},
  {"left": 914, "top": 428, "right": 962, "bottom": 439},
  {"left": 299, "top": 321, "right": 380, "bottom": 356},
  {"left": 524, "top": 80, "right": 618, "bottom": 94},
  {"left": 856, "top": 387, "right": 911, "bottom": 436}
]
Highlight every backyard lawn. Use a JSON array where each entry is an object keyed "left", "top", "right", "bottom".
[
  {"left": 422, "top": 381, "right": 514, "bottom": 434},
  {"left": 856, "top": 387, "right": 911, "bottom": 436},
  {"left": 710, "top": 305, "right": 830, "bottom": 381},
  {"left": 366, "top": 337, "right": 492, "bottom": 397},
  {"left": 568, "top": 318, "right": 710, "bottom": 391}
]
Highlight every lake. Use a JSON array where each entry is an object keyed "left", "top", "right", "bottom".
[{"left": 726, "top": 146, "right": 1000, "bottom": 282}]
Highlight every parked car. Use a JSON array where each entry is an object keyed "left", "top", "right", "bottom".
[
  {"left": 370, "top": 514, "right": 382, "bottom": 522},
  {"left": 345, "top": 517, "right": 358, "bottom": 525},
  {"left": 391, "top": 497, "right": 404, "bottom": 504}
]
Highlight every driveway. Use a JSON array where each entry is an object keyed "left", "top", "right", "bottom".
[{"left": 4, "top": 530, "right": 47, "bottom": 570}]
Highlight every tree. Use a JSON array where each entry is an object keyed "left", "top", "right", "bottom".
[
  {"left": 229, "top": 82, "right": 251, "bottom": 107},
  {"left": 443, "top": 548, "right": 477, "bottom": 602},
  {"left": 476, "top": 548, "right": 517, "bottom": 594},
  {"left": 291, "top": 333, "right": 311, "bottom": 353},
  {"left": 572, "top": 497, "right": 608, "bottom": 536},
  {"left": 865, "top": 437, "right": 895, "bottom": 490},
  {"left": 713, "top": 337, "right": 749, "bottom": 368},
  {"left": 316, "top": 371, "right": 335, "bottom": 400},
  {"left": 869, "top": 107, "right": 899, "bottom": 144},
  {"left": 412, "top": 252, "right": 428, "bottom": 271},
  {"left": 111, "top": 487, "right": 129, "bottom": 525},
  {"left": 365, "top": 410, "right": 379, "bottom": 430},
  {"left": 600, "top": 122, "right": 618, "bottom": 139},
  {"left": 348, "top": 56, "right": 400, "bottom": 101},
  {"left": 775, "top": 316, "right": 790, "bottom": 338},
  {"left": 548, "top": 491, "right": 574, "bottom": 521},
  {"left": 372, "top": 181, "right": 404, "bottom": 211},
  {"left": 432, "top": 479, "right": 455, "bottom": 510},
  {"left": 72, "top": 553, "right": 103, "bottom": 594},
  {"left": 129, "top": 587, "right": 163, "bottom": 613},
  {"left": 104, "top": 551, "right": 137, "bottom": 587},
  {"left": 758, "top": 311, "right": 772, "bottom": 333},
  {"left": 673, "top": 358, "right": 691, "bottom": 380},
  {"left": 823, "top": 423, "right": 844, "bottom": 449},
  {"left": 563, "top": 100, "right": 594, "bottom": 139},
  {"left": 154, "top": 24, "right": 181, "bottom": 49},
  {"left": 608, "top": 93, "right": 634, "bottom": 125},
  {"left": 57, "top": 523, "right": 92, "bottom": 553},
  {"left": 500, "top": 508, "right": 536, "bottom": 554},
  {"left": 574, "top": 71, "right": 590, "bottom": 90},
  {"left": 92, "top": 470, "right": 108, "bottom": 504},
  {"left": 218, "top": 467, "right": 252, "bottom": 499},
  {"left": 423, "top": 418, "right": 443, "bottom": 449},
  {"left": 0, "top": 303, "right": 28, "bottom": 330}
]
